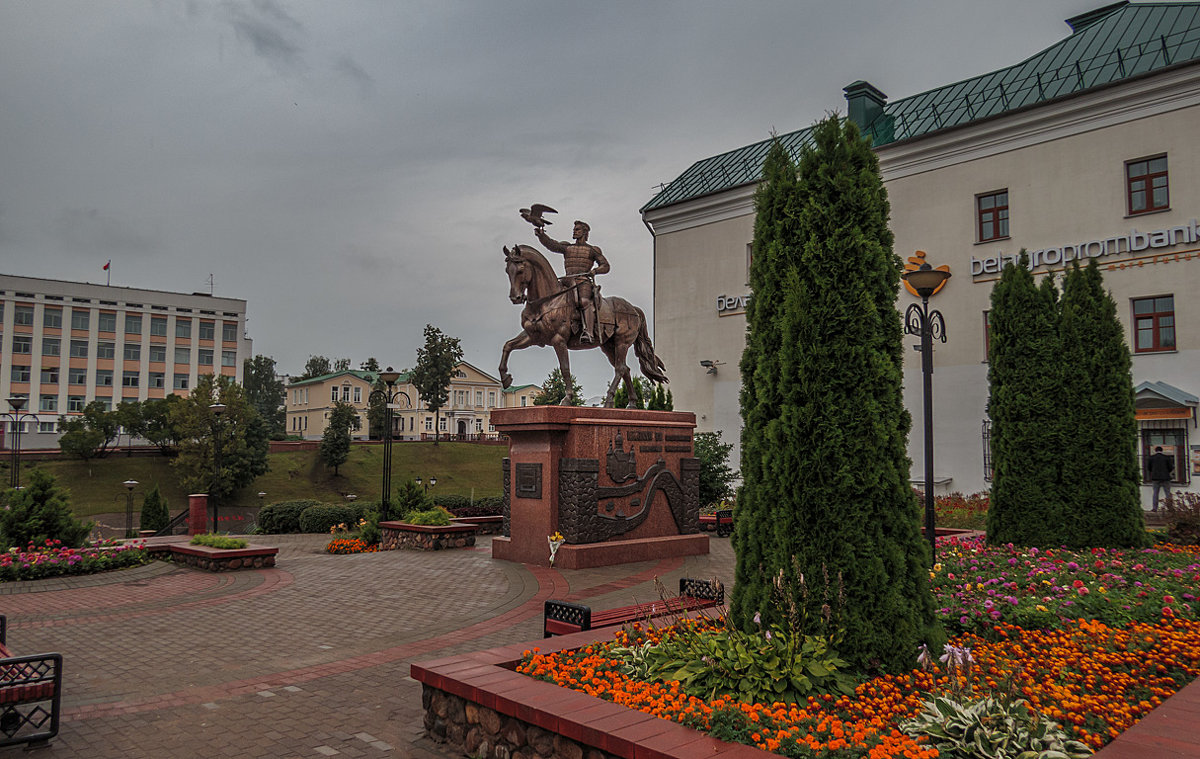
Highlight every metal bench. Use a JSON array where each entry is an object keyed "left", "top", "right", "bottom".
[
  {"left": 698, "top": 509, "right": 733, "bottom": 537},
  {"left": 0, "top": 614, "right": 62, "bottom": 748},
  {"left": 543, "top": 578, "right": 724, "bottom": 638}
]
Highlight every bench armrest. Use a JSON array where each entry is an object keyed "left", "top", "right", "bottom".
[
  {"left": 0, "top": 651, "right": 62, "bottom": 748},
  {"left": 679, "top": 577, "right": 724, "bottom": 604},
  {"left": 543, "top": 600, "right": 591, "bottom": 638}
]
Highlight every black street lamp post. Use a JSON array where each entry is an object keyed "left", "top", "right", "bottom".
[
  {"left": 3, "top": 396, "right": 34, "bottom": 490},
  {"left": 901, "top": 262, "right": 951, "bottom": 566},
  {"left": 415, "top": 476, "right": 437, "bottom": 495},
  {"left": 209, "top": 402, "right": 227, "bottom": 533},
  {"left": 123, "top": 480, "right": 140, "bottom": 538},
  {"left": 369, "top": 368, "right": 410, "bottom": 521}
]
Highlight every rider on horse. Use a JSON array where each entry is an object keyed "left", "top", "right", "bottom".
[{"left": 535, "top": 220, "right": 610, "bottom": 344}]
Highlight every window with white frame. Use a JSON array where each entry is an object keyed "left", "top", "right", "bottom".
[
  {"left": 70, "top": 310, "right": 90, "bottom": 330},
  {"left": 68, "top": 396, "right": 86, "bottom": 412},
  {"left": 12, "top": 335, "right": 32, "bottom": 354},
  {"left": 149, "top": 344, "right": 166, "bottom": 362},
  {"left": 124, "top": 343, "right": 141, "bottom": 361},
  {"left": 68, "top": 368, "right": 88, "bottom": 385},
  {"left": 98, "top": 312, "right": 117, "bottom": 332},
  {"left": 342, "top": 386, "right": 351, "bottom": 402},
  {"left": 43, "top": 337, "right": 61, "bottom": 356},
  {"left": 96, "top": 370, "right": 114, "bottom": 387},
  {"left": 424, "top": 418, "right": 433, "bottom": 431},
  {"left": 40, "top": 367, "right": 59, "bottom": 384},
  {"left": 175, "top": 348, "right": 191, "bottom": 364},
  {"left": 40, "top": 394, "right": 58, "bottom": 412},
  {"left": 354, "top": 386, "right": 362, "bottom": 403},
  {"left": 10, "top": 366, "right": 31, "bottom": 382},
  {"left": 122, "top": 371, "right": 139, "bottom": 387},
  {"left": 14, "top": 305, "right": 34, "bottom": 326},
  {"left": 44, "top": 308, "right": 62, "bottom": 328},
  {"left": 331, "top": 387, "right": 339, "bottom": 402},
  {"left": 150, "top": 316, "right": 168, "bottom": 336},
  {"left": 38, "top": 421, "right": 56, "bottom": 434},
  {"left": 97, "top": 342, "right": 116, "bottom": 360},
  {"left": 198, "top": 349, "right": 213, "bottom": 365},
  {"left": 221, "top": 351, "right": 236, "bottom": 367},
  {"left": 173, "top": 374, "right": 189, "bottom": 390},
  {"left": 199, "top": 321, "right": 215, "bottom": 340},
  {"left": 125, "top": 314, "right": 142, "bottom": 334},
  {"left": 150, "top": 372, "right": 165, "bottom": 389},
  {"left": 222, "top": 322, "right": 237, "bottom": 342},
  {"left": 176, "top": 320, "right": 191, "bottom": 338},
  {"left": 70, "top": 340, "right": 88, "bottom": 358}
]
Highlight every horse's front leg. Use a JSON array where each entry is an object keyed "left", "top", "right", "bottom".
[
  {"left": 552, "top": 341, "right": 574, "bottom": 405},
  {"left": 500, "top": 331, "right": 535, "bottom": 388}
]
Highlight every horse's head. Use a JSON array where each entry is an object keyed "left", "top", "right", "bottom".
[{"left": 504, "top": 244, "right": 531, "bottom": 304}]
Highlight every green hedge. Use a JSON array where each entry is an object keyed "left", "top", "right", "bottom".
[
  {"left": 298, "top": 504, "right": 357, "bottom": 534},
  {"left": 434, "top": 495, "right": 503, "bottom": 516},
  {"left": 257, "top": 500, "right": 323, "bottom": 534}
]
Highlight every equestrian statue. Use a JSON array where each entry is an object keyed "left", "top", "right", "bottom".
[{"left": 500, "top": 204, "right": 667, "bottom": 407}]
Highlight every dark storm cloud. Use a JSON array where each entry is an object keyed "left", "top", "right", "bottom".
[{"left": 221, "top": 0, "right": 306, "bottom": 72}]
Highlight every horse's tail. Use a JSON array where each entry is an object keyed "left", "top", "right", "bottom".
[{"left": 633, "top": 307, "right": 669, "bottom": 385}]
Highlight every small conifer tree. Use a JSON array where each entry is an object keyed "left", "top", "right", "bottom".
[
  {"left": 733, "top": 118, "right": 942, "bottom": 672},
  {"left": 1058, "top": 260, "right": 1146, "bottom": 547},
  {"left": 986, "top": 255, "right": 1064, "bottom": 545},
  {"left": 0, "top": 469, "right": 92, "bottom": 548},
  {"left": 140, "top": 485, "right": 170, "bottom": 533}
]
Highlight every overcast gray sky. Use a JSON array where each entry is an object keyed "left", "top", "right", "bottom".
[{"left": 0, "top": 0, "right": 1093, "bottom": 397}]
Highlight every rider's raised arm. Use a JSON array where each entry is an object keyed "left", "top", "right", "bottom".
[
  {"left": 592, "top": 246, "right": 611, "bottom": 275},
  {"left": 535, "top": 227, "right": 567, "bottom": 253}
]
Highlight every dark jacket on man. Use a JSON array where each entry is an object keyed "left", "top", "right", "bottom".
[{"left": 1148, "top": 451, "right": 1174, "bottom": 482}]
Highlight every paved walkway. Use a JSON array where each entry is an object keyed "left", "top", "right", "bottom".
[{"left": 1, "top": 535, "right": 737, "bottom": 758}]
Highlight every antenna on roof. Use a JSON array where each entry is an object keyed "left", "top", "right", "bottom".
[{"left": 208, "top": 274, "right": 214, "bottom": 295}]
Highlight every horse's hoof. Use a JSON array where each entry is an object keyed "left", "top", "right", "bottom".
[{"left": 501, "top": 372, "right": 513, "bottom": 388}]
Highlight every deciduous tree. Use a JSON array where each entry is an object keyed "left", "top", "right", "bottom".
[
  {"left": 243, "top": 355, "right": 287, "bottom": 439},
  {"left": 694, "top": 431, "right": 737, "bottom": 507},
  {"left": 170, "top": 375, "right": 270, "bottom": 501},
  {"left": 320, "top": 401, "right": 357, "bottom": 476},
  {"left": 410, "top": 325, "right": 463, "bottom": 445}
]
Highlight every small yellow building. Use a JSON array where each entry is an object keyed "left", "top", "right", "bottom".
[{"left": 284, "top": 362, "right": 541, "bottom": 441}]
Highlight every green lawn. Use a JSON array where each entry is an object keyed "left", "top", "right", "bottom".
[{"left": 13, "top": 442, "right": 506, "bottom": 519}]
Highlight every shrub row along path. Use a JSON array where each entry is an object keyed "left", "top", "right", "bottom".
[{"left": 0, "top": 534, "right": 738, "bottom": 758}]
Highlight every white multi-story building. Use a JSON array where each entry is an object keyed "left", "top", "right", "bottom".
[
  {"left": 642, "top": 1, "right": 1200, "bottom": 505},
  {"left": 0, "top": 274, "right": 252, "bottom": 449}
]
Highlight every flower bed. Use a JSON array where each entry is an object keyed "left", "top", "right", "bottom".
[
  {"left": 506, "top": 540, "right": 1200, "bottom": 757},
  {"left": 0, "top": 539, "right": 150, "bottom": 583},
  {"left": 326, "top": 537, "right": 379, "bottom": 554},
  {"left": 932, "top": 536, "right": 1198, "bottom": 634}
]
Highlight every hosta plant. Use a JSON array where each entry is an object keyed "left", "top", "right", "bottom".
[{"left": 901, "top": 695, "right": 1093, "bottom": 759}]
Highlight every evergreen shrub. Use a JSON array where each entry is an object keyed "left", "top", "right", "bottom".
[
  {"left": 140, "top": 485, "right": 170, "bottom": 533},
  {"left": 298, "top": 503, "right": 357, "bottom": 533},
  {"left": 0, "top": 469, "right": 92, "bottom": 549},
  {"left": 257, "top": 499, "right": 322, "bottom": 534}
]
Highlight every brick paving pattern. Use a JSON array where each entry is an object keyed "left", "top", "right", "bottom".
[{"left": 2, "top": 535, "right": 736, "bottom": 757}]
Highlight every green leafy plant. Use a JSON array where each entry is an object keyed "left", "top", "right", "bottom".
[
  {"left": 358, "top": 511, "right": 383, "bottom": 545},
  {"left": 901, "top": 695, "right": 1093, "bottom": 759},
  {"left": 403, "top": 507, "right": 453, "bottom": 526},
  {"left": 189, "top": 533, "right": 248, "bottom": 549}
]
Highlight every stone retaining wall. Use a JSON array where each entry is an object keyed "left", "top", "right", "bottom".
[
  {"left": 424, "top": 685, "right": 616, "bottom": 759},
  {"left": 161, "top": 544, "right": 278, "bottom": 572},
  {"left": 380, "top": 521, "right": 476, "bottom": 551}
]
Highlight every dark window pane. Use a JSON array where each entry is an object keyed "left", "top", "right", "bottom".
[
  {"left": 1157, "top": 296, "right": 1174, "bottom": 311},
  {"left": 1149, "top": 156, "right": 1167, "bottom": 173}
]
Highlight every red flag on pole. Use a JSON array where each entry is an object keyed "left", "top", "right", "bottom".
[{"left": 103, "top": 260, "right": 110, "bottom": 270}]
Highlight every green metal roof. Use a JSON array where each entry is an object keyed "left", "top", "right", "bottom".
[
  {"left": 287, "top": 369, "right": 379, "bottom": 387},
  {"left": 642, "top": 2, "right": 1200, "bottom": 213}
]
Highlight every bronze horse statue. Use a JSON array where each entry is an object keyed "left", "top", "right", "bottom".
[{"left": 499, "top": 244, "right": 667, "bottom": 407}]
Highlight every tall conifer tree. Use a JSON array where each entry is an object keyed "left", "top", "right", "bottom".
[
  {"left": 986, "top": 255, "right": 1063, "bottom": 545},
  {"left": 1059, "top": 260, "right": 1146, "bottom": 547},
  {"left": 732, "top": 117, "right": 942, "bottom": 672}
]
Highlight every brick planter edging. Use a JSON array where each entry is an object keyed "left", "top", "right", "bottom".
[
  {"left": 411, "top": 623, "right": 772, "bottom": 759},
  {"left": 380, "top": 521, "right": 477, "bottom": 551},
  {"left": 148, "top": 543, "right": 279, "bottom": 572},
  {"left": 451, "top": 515, "right": 504, "bottom": 535}
]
